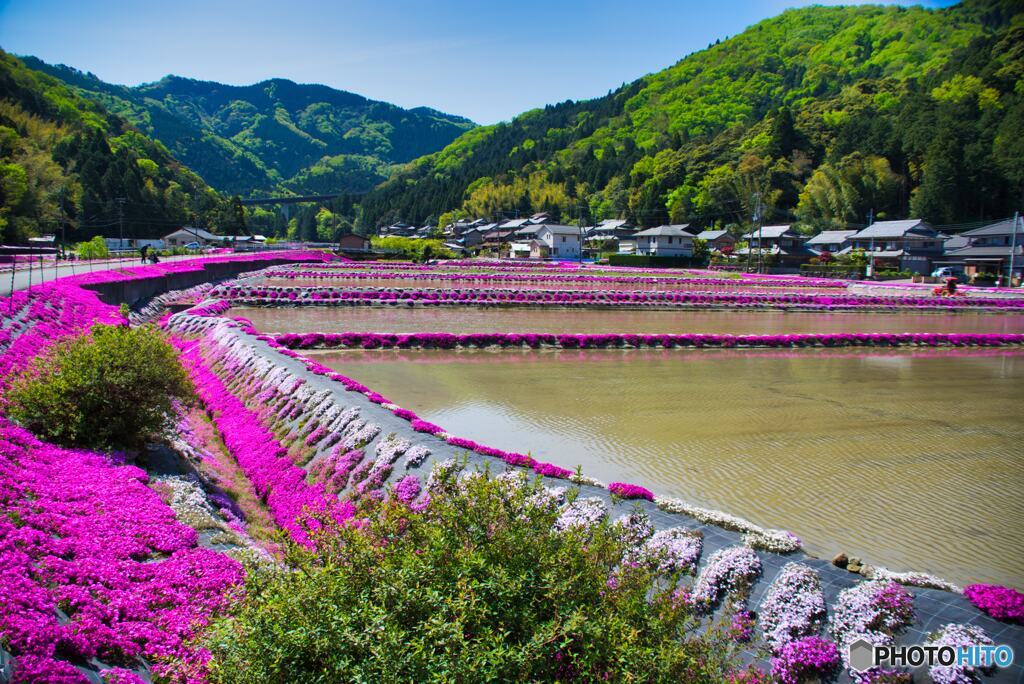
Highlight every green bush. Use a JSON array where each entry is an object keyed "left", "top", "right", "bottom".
[
  {"left": 371, "top": 235, "right": 454, "bottom": 261},
  {"left": 75, "top": 235, "right": 110, "bottom": 260},
  {"left": 6, "top": 324, "right": 192, "bottom": 450},
  {"left": 200, "top": 468, "right": 737, "bottom": 683}
]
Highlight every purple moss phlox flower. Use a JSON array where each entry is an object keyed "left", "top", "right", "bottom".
[
  {"left": 963, "top": 584, "right": 1024, "bottom": 623},
  {"left": 770, "top": 636, "right": 840, "bottom": 684},
  {"left": 608, "top": 481, "right": 655, "bottom": 501}
]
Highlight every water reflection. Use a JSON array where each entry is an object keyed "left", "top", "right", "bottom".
[{"left": 311, "top": 347, "right": 1024, "bottom": 587}]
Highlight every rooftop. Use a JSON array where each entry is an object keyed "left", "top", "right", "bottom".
[
  {"left": 805, "top": 230, "right": 857, "bottom": 245},
  {"left": 634, "top": 224, "right": 695, "bottom": 237},
  {"left": 961, "top": 218, "right": 1024, "bottom": 238},
  {"left": 741, "top": 225, "right": 794, "bottom": 239},
  {"left": 852, "top": 219, "right": 934, "bottom": 239}
]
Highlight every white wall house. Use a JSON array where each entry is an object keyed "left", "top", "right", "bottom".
[
  {"left": 534, "top": 224, "right": 581, "bottom": 259},
  {"left": 163, "top": 228, "right": 219, "bottom": 246},
  {"left": 633, "top": 225, "right": 696, "bottom": 257}
]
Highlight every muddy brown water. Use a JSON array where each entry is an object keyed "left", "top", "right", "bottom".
[
  {"left": 307, "top": 347, "right": 1024, "bottom": 587},
  {"left": 234, "top": 305, "right": 1024, "bottom": 336}
]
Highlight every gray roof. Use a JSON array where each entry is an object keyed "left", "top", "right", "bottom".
[
  {"left": 944, "top": 235, "right": 971, "bottom": 250},
  {"left": 597, "top": 219, "right": 631, "bottom": 230},
  {"left": 165, "top": 227, "right": 218, "bottom": 241},
  {"left": 536, "top": 224, "right": 582, "bottom": 236},
  {"left": 805, "top": 230, "right": 857, "bottom": 245},
  {"left": 741, "top": 225, "right": 795, "bottom": 239},
  {"left": 944, "top": 245, "right": 1023, "bottom": 258},
  {"left": 697, "top": 230, "right": 731, "bottom": 240},
  {"left": 961, "top": 218, "right": 1024, "bottom": 237},
  {"left": 500, "top": 218, "right": 532, "bottom": 228},
  {"left": 514, "top": 225, "right": 543, "bottom": 236},
  {"left": 852, "top": 219, "right": 934, "bottom": 239},
  {"left": 634, "top": 224, "right": 695, "bottom": 237}
]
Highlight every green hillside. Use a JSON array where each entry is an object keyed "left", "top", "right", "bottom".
[
  {"left": 359, "top": 0, "right": 1024, "bottom": 231},
  {"left": 23, "top": 58, "right": 475, "bottom": 197},
  {"left": 0, "top": 50, "right": 227, "bottom": 244}
]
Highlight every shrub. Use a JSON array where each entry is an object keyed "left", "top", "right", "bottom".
[
  {"left": 76, "top": 235, "right": 110, "bottom": 260},
  {"left": 200, "top": 468, "right": 738, "bottom": 682},
  {"left": 6, "top": 324, "right": 192, "bottom": 450}
]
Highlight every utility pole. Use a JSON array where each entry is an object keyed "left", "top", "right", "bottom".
[
  {"left": 752, "top": 192, "right": 764, "bottom": 274},
  {"left": 116, "top": 197, "right": 126, "bottom": 266},
  {"left": 865, "top": 208, "right": 874, "bottom": 279},
  {"left": 57, "top": 188, "right": 65, "bottom": 281},
  {"left": 1009, "top": 211, "right": 1020, "bottom": 288}
]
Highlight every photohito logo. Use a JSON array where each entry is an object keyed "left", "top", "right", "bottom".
[{"left": 848, "top": 637, "right": 1015, "bottom": 672}]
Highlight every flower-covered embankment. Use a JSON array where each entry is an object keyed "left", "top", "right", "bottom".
[
  {"left": 173, "top": 335, "right": 354, "bottom": 545},
  {"left": 273, "top": 330, "right": 1024, "bottom": 351},
  {"left": 0, "top": 419, "right": 244, "bottom": 682}
]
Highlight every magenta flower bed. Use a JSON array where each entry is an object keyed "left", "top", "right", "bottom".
[
  {"left": 963, "top": 584, "right": 1024, "bottom": 623},
  {"left": 174, "top": 337, "right": 353, "bottom": 545},
  {"left": 770, "top": 636, "right": 840, "bottom": 684},
  {"left": 219, "top": 283, "right": 1024, "bottom": 310},
  {"left": 608, "top": 482, "right": 655, "bottom": 501},
  {"left": 0, "top": 419, "right": 243, "bottom": 681},
  {"left": 273, "top": 330, "right": 1024, "bottom": 351}
]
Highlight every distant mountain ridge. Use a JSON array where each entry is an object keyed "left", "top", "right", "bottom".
[
  {"left": 358, "top": 0, "right": 1024, "bottom": 231},
  {"left": 22, "top": 57, "right": 475, "bottom": 197}
]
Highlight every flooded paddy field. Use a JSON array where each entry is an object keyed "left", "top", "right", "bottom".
[
  {"left": 259, "top": 276, "right": 843, "bottom": 293},
  {"left": 234, "top": 304, "right": 1024, "bottom": 336},
  {"left": 309, "top": 346, "right": 1024, "bottom": 586}
]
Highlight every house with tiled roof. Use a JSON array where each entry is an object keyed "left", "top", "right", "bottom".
[{"left": 848, "top": 219, "right": 943, "bottom": 274}]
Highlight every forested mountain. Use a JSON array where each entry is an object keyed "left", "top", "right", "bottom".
[
  {"left": 0, "top": 50, "right": 229, "bottom": 244},
  {"left": 359, "top": 0, "right": 1024, "bottom": 232},
  {"left": 22, "top": 57, "right": 475, "bottom": 197}
]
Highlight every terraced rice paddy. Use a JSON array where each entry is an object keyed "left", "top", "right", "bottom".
[
  {"left": 234, "top": 305, "right": 1024, "bottom": 336},
  {"left": 231, "top": 260, "right": 1024, "bottom": 587},
  {"left": 309, "top": 346, "right": 1024, "bottom": 587}
]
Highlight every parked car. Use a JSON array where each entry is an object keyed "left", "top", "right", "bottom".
[
  {"left": 931, "top": 266, "right": 965, "bottom": 280},
  {"left": 183, "top": 241, "right": 201, "bottom": 250}
]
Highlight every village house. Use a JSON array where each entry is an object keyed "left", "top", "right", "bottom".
[
  {"left": 163, "top": 227, "right": 219, "bottom": 247},
  {"left": 847, "top": 219, "right": 942, "bottom": 274},
  {"left": 633, "top": 225, "right": 696, "bottom": 257},
  {"left": 532, "top": 224, "right": 581, "bottom": 259},
  {"left": 805, "top": 230, "right": 857, "bottom": 256},
  {"left": 738, "top": 225, "right": 813, "bottom": 266},
  {"left": 587, "top": 219, "right": 636, "bottom": 241},
  {"left": 337, "top": 232, "right": 371, "bottom": 251},
  {"left": 934, "top": 218, "right": 1023, "bottom": 283},
  {"left": 696, "top": 229, "right": 736, "bottom": 252}
]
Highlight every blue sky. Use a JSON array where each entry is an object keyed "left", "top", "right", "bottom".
[{"left": 0, "top": 0, "right": 957, "bottom": 124}]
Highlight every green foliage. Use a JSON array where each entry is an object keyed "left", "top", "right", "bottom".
[
  {"left": 360, "top": 1, "right": 1024, "bottom": 232},
  {"left": 0, "top": 50, "right": 227, "bottom": 244},
  {"left": 796, "top": 153, "right": 900, "bottom": 229},
  {"left": 24, "top": 58, "right": 474, "bottom": 197},
  {"left": 75, "top": 235, "right": 109, "bottom": 260},
  {"left": 6, "top": 324, "right": 193, "bottom": 450},
  {"left": 371, "top": 235, "right": 454, "bottom": 260},
  {"left": 200, "top": 469, "right": 735, "bottom": 683}
]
